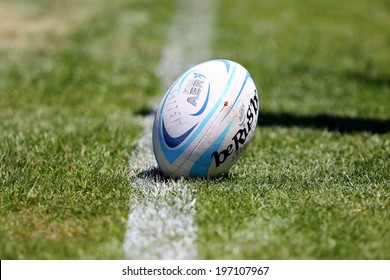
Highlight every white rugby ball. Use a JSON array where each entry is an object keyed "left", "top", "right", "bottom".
[{"left": 152, "top": 59, "right": 259, "bottom": 178}]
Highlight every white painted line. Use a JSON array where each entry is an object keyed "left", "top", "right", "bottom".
[
  {"left": 157, "top": 0, "right": 216, "bottom": 89},
  {"left": 125, "top": 115, "right": 197, "bottom": 259},
  {"left": 123, "top": 0, "right": 216, "bottom": 259}
]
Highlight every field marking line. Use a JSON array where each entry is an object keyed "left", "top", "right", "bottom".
[{"left": 123, "top": 0, "right": 216, "bottom": 259}]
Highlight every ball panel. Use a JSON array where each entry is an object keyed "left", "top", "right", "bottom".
[
  {"left": 153, "top": 60, "right": 237, "bottom": 168},
  {"left": 152, "top": 59, "right": 259, "bottom": 178},
  {"left": 189, "top": 119, "right": 234, "bottom": 177}
]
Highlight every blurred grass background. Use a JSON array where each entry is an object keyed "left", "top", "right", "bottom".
[
  {"left": 0, "top": 0, "right": 389, "bottom": 259},
  {"left": 196, "top": 0, "right": 390, "bottom": 259},
  {"left": 0, "top": 0, "right": 173, "bottom": 259}
]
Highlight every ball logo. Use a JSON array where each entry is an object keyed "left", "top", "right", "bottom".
[
  {"left": 184, "top": 73, "right": 207, "bottom": 109},
  {"left": 211, "top": 91, "right": 259, "bottom": 167},
  {"left": 161, "top": 72, "right": 210, "bottom": 148},
  {"left": 153, "top": 59, "right": 259, "bottom": 178},
  {"left": 162, "top": 120, "right": 197, "bottom": 148}
]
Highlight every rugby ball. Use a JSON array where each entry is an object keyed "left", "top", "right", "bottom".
[{"left": 152, "top": 59, "right": 259, "bottom": 178}]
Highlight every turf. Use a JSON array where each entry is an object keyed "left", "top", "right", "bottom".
[
  {"left": 0, "top": 0, "right": 173, "bottom": 259},
  {"left": 0, "top": 0, "right": 389, "bottom": 259},
  {"left": 195, "top": 0, "right": 390, "bottom": 259}
]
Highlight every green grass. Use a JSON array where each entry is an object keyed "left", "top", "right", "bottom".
[
  {"left": 196, "top": 129, "right": 389, "bottom": 259},
  {"left": 0, "top": 0, "right": 173, "bottom": 259},
  {"left": 195, "top": 0, "right": 390, "bottom": 259},
  {"left": 1, "top": 0, "right": 389, "bottom": 259}
]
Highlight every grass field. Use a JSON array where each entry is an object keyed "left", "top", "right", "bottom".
[{"left": 1, "top": 0, "right": 389, "bottom": 259}]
